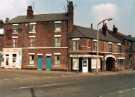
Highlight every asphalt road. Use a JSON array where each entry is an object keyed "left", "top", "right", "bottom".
[{"left": 0, "top": 70, "right": 135, "bottom": 97}]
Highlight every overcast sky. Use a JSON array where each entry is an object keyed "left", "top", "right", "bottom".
[{"left": 0, "top": 0, "right": 134, "bottom": 36}]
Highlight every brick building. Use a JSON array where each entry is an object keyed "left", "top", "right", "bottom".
[
  {"left": 1, "top": 1, "right": 135, "bottom": 72},
  {"left": 68, "top": 25, "right": 126, "bottom": 72},
  {"left": 2, "top": 1, "right": 74, "bottom": 70}
]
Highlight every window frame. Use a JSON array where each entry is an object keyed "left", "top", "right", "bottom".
[
  {"left": 12, "top": 24, "right": 19, "bottom": 34},
  {"left": 28, "top": 23, "right": 36, "bottom": 33}
]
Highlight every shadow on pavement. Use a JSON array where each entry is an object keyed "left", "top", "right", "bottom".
[{"left": 30, "top": 88, "right": 36, "bottom": 97}]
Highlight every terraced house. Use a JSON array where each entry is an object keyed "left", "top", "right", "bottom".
[
  {"left": 1, "top": 1, "right": 135, "bottom": 72},
  {"left": 2, "top": 1, "right": 74, "bottom": 70},
  {"left": 68, "top": 25, "right": 126, "bottom": 72}
]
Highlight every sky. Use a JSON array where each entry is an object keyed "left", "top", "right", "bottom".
[{"left": 0, "top": 0, "right": 134, "bottom": 36}]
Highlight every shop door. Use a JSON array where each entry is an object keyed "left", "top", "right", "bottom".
[{"left": 82, "top": 58, "right": 88, "bottom": 73}]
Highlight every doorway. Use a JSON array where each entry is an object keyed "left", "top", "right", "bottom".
[
  {"left": 46, "top": 56, "right": 52, "bottom": 71},
  {"left": 37, "top": 55, "right": 42, "bottom": 71},
  {"left": 106, "top": 57, "right": 115, "bottom": 71}
]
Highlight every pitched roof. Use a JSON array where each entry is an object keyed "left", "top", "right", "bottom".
[
  {"left": 68, "top": 25, "right": 121, "bottom": 43},
  {"left": 109, "top": 31, "right": 135, "bottom": 42},
  {"left": 9, "top": 13, "right": 68, "bottom": 23},
  {"left": 124, "top": 36, "right": 135, "bottom": 42}
]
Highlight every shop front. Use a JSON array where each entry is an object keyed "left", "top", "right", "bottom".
[{"left": 70, "top": 54, "right": 103, "bottom": 72}]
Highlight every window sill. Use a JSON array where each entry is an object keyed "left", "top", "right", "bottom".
[{"left": 29, "top": 32, "right": 36, "bottom": 34}]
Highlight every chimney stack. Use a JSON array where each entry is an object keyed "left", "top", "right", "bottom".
[
  {"left": 102, "top": 23, "right": 108, "bottom": 36},
  {"left": 91, "top": 24, "right": 93, "bottom": 29},
  {"left": 67, "top": 1, "right": 74, "bottom": 32},
  {"left": 113, "top": 25, "right": 118, "bottom": 33},
  {"left": 27, "top": 6, "right": 34, "bottom": 18},
  {"left": 5, "top": 18, "right": 9, "bottom": 23}
]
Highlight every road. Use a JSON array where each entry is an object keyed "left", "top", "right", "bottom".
[{"left": 0, "top": 70, "right": 135, "bottom": 97}]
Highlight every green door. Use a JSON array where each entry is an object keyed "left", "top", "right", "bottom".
[
  {"left": 46, "top": 56, "right": 52, "bottom": 71},
  {"left": 37, "top": 55, "right": 42, "bottom": 71}
]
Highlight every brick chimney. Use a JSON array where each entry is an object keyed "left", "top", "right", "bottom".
[
  {"left": 67, "top": 1, "right": 74, "bottom": 32},
  {"left": 102, "top": 23, "right": 108, "bottom": 36},
  {"left": 113, "top": 25, "right": 118, "bottom": 33},
  {"left": 91, "top": 24, "right": 93, "bottom": 29},
  {"left": 27, "top": 6, "right": 34, "bottom": 18}
]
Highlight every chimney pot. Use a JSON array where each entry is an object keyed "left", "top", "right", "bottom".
[{"left": 27, "top": 6, "right": 34, "bottom": 18}]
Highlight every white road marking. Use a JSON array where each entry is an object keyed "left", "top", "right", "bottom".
[{"left": 18, "top": 82, "right": 71, "bottom": 90}]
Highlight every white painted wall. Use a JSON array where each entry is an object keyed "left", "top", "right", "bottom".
[{"left": 2, "top": 48, "right": 22, "bottom": 69}]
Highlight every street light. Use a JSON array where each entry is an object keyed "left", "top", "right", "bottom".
[{"left": 96, "top": 18, "right": 113, "bottom": 73}]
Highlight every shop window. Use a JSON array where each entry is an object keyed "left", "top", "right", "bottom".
[
  {"left": 13, "top": 54, "right": 17, "bottom": 63},
  {"left": 6, "top": 54, "right": 9, "bottom": 65},
  {"left": 29, "top": 55, "right": 34, "bottom": 65},
  {"left": 117, "top": 59, "right": 124, "bottom": 65}
]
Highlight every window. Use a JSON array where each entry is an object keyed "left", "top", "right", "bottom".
[
  {"left": 72, "top": 40, "right": 79, "bottom": 51},
  {"left": 54, "top": 37, "right": 61, "bottom": 47},
  {"left": 13, "top": 54, "right": 17, "bottom": 63},
  {"left": 93, "top": 41, "right": 97, "bottom": 51},
  {"left": 54, "top": 55, "right": 61, "bottom": 65},
  {"left": 117, "top": 59, "right": 124, "bottom": 65},
  {"left": 30, "top": 37, "right": 36, "bottom": 47},
  {"left": 29, "top": 55, "right": 34, "bottom": 65},
  {"left": 12, "top": 24, "right": 19, "bottom": 34},
  {"left": 54, "top": 21, "right": 62, "bottom": 33},
  {"left": 108, "top": 43, "right": 112, "bottom": 52},
  {"left": 118, "top": 45, "right": 122, "bottom": 53},
  {"left": 6, "top": 54, "right": 9, "bottom": 65},
  {"left": 28, "top": 23, "right": 36, "bottom": 33},
  {"left": 12, "top": 39, "right": 16, "bottom": 48}
]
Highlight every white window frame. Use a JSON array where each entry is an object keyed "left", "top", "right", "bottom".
[
  {"left": 12, "top": 39, "right": 16, "bottom": 48},
  {"left": 29, "top": 22, "right": 36, "bottom": 33},
  {"left": 29, "top": 54, "right": 35, "bottom": 65},
  {"left": 54, "top": 55, "right": 61, "bottom": 65},
  {"left": 12, "top": 24, "right": 19, "bottom": 34},
  {"left": 54, "top": 35, "right": 61, "bottom": 47},
  {"left": 108, "top": 42, "right": 113, "bottom": 52},
  {"left": 29, "top": 36, "right": 36, "bottom": 47},
  {"left": 93, "top": 40, "right": 97, "bottom": 51},
  {"left": 54, "top": 21, "right": 62, "bottom": 33}
]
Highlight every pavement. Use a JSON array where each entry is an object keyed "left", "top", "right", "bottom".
[{"left": 0, "top": 68, "right": 135, "bottom": 78}]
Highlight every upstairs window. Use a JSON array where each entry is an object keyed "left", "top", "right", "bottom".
[
  {"left": 12, "top": 24, "right": 19, "bottom": 34},
  {"left": 12, "top": 36, "right": 18, "bottom": 48},
  {"left": 12, "top": 39, "right": 16, "bottom": 48},
  {"left": 93, "top": 40, "right": 97, "bottom": 51},
  {"left": 72, "top": 38, "right": 80, "bottom": 51},
  {"left": 108, "top": 42, "right": 112, "bottom": 52},
  {"left": 54, "top": 21, "right": 62, "bottom": 33},
  {"left": 28, "top": 23, "right": 36, "bottom": 33},
  {"left": 54, "top": 35, "right": 61, "bottom": 47},
  {"left": 29, "top": 36, "right": 36, "bottom": 47},
  {"left": 117, "top": 43, "right": 122, "bottom": 53}
]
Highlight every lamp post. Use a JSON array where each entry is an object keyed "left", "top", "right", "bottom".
[{"left": 96, "top": 18, "right": 113, "bottom": 73}]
